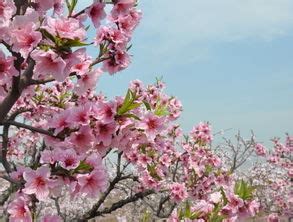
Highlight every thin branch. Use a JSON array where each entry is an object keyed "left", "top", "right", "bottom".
[
  {"left": 156, "top": 195, "right": 170, "bottom": 217},
  {"left": 0, "top": 124, "right": 12, "bottom": 173},
  {"left": 52, "top": 197, "right": 66, "bottom": 221},
  {"left": 94, "top": 190, "right": 155, "bottom": 217},
  {"left": 1, "top": 121, "right": 58, "bottom": 138}
]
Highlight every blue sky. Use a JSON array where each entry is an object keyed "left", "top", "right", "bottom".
[{"left": 87, "top": 0, "right": 293, "bottom": 143}]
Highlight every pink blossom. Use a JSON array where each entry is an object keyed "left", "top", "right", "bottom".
[
  {"left": 0, "top": 50, "right": 17, "bottom": 84},
  {"left": 194, "top": 200, "right": 214, "bottom": 215},
  {"left": 40, "top": 150, "right": 56, "bottom": 164},
  {"left": 0, "top": 0, "right": 16, "bottom": 24},
  {"left": 159, "top": 154, "right": 171, "bottom": 167},
  {"left": 169, "top": 183, "right": 188, "bottom": 202},
  {"left": 116, "top": 13, "right": 139, "bottom": 34},
  {"left": 95, "top": 121, "right": 116, "bottom": 146},
  {"left": 52, "top": 0, "right": 63, "bottom": 15},
  {"left": 33, "top": 0, "right": 55, "bottom": 13},
  {"left": 11, "top": 27, "right": 42, "bottom": 58},
  {"left": 95, "top": 27, "right": 128, "bottom": 46},
  {"left": 70, "top": 48, "right": 92, "bottom": 75},
  {"left": 84, "top": 152, "right": 104, "bottom": 170},
  {"left": 41, "top": 214, "right": 62, "bottom": 222},
  {"left": 190, "top": 122, "right": 213, "bottom": 144},
  {"left": 210, "top": 191, "right": 222, "bottom": 203},
  {"left": 86, "top": 2, "right": 106, "bottom": 28},
  {"left": 49, "top": 110, "right": 71, "bottom": 135},
  {"left": 77, "top": 170, "right": 108, "bottom": 197},
  {"left": 23, "top": 166, "right": 56, "bottom": 201},
  {"left": 93, "top": 101, "right": 117, "bottom": 123},
  {"left": 74, "top": 69, "right": 102, "bottom": 95},
  {"left": 267, "top": 213, "right": 280, "bottom": 222},
  {"left": 10, "top": 166, "right": 30, "bottom": 181},
  {"left": 227, "top": 193, "right": 244, "bottom": 210},
  {"left": 43, "top": 17, "right": 86, "bottom": 40},
  {"left": 139, "top": 112, "right": 165, "bottom": 140},
  {"left": 7, "top": 195, "right": 32, "bottom": 222},
  {"left": 102, "top": 50, "right": 131, "bottom": 75},
  {"left": 31, "top": 50, "right": 67, "bottom": 81},
  {"left": 67, "top": 104, "right": 91, "bottom": 126},
  {"left": 140, "top": 171, "right": 160, "bottom": 189},
  {"left": 111, "top": 0, "right": 135, "bottom": 17},
  {"left": 248, "top": 200, "right": 260, "bottom": 217},
  {"left": 57, "top": 148, "right": 80, "bottom": 170},
  {"left": 254, "top": 143, "right": 266, "bottom": 156},
  {"left": 68, "top": 126, "right": 95, "bottom": 153}
]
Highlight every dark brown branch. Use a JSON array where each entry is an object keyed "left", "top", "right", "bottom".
[
  {"left": 1, "top": 121, "right": 58, "bottom": 138},
  {"left": 0, "top": 59, "right": 35, "bottom": 122},
  {"left": 29, "top": 78, "right": 55, "bottom": 85},
  {"left": 156, "top": 195, "right": 170, "bottom": 217},
  {"left": 94, "top": 190, "right": 154, "bottom": 217},
  {"left": 0, "top": 186, "right": 12, "bottom": 206},
  {"left": 0, "top": 124, "right": 12, "bottom": 173}
]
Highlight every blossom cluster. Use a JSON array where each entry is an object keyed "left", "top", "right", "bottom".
[{"left": 249, "top": 137, "right": 293, "bottom": 221}]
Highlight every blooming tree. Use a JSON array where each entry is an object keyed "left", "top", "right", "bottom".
[{"left": 0, "top": 0, "right": 290, "bottom": 221}]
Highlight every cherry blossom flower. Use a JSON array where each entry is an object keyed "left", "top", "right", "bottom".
[
  {"left": 31, "top": 50, "right": 67, "bottom": 81},
  {"left": 77, "top": 170, "right": 108, "bottom": 198},
  {"left": 93, "top": 101, "right": 117, "bottom": 123},
  {"left": 95, "top": 121, "right": 116, "bottom": 146},
  {"left": 267, "top": 213, "right": 280, "bottom": 222},
  {"left": 7, "top": 195, "right": 32, "bottom": 222},
  {"left": 41, "top": 214, "right": 62, "bottom": 222},
  {"left": 169, "top": 183, "right": 188, "bottom": 202},
  {"left": 254, "top": 143, "right": 266, "bottom": 156},
  {"left": 57, "top": 148, "right": 81, "bottom": 170},
  {"left": 139, "top": 112, "right": 165, "bottom": 141},
  {"left": 68, "top": 126, "right": 95, "bottom": 153},
  {"left": 74, "top": 69, "right": 103, "bottom": 95},
  {"left": 86, "top": 2, "right": 106, "bottom": 28},
  {"left": 49, "top": 109, "right": 71, "bottom": 134},
  {"left": 23, "top": 166, "right": 56, "bottom": 201},
  {"left": 43, "top": 17, "right": 86, "bottom": 40},
  {"left": 0, "top": 50, "right": 17, "bottom": 84}
]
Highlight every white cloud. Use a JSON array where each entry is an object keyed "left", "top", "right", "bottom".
[
  {"left": 141, "top": 0, "right": 293, "bottom": 42},
  {"left": 133, "top": 0, "right": 293, "bottom": 65}
]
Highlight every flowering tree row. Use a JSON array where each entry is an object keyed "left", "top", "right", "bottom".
[{"left": 0, "top": 0, "right": 291, "bottom": 221}]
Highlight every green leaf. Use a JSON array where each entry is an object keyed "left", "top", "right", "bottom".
[
  {"left": 154, "top": 104, "right": 169, "bottom": 116},
  {"left": 220, "top": 187, "right": 228, "bottom": 205},
  {"left": 234, "top": 180, "right": 255, "bottom": 200},
  {"left": 74, "top": 161, "right": 92, "bottom": 172},
  {"left": 205, "top": 165, "right": 213, "bottom": 174},
  {"left": 67, "top": 0, "right": 78, "bottom": 15},
  {"left": 209, "top": 214, "right": 226, "bottom": 222},
  {"left": 147, "top": 164, "right": 162, "bottom": 181},
  {"left": 190, "top": 212, "right": 199, "bottom": 220},
  {"left": 117, "top": 89, "right": 137, "bottom": 115},
  {"left": 122, "top": 113, "right": 141, "bottom": 120},
  {"left": 178, "top": 208, "right": 184, "bottom": 220},
  {"left": 40, "top": 29, "right": 56, "bottom": 43},
  {"left": 127, "top": 44, "right": 133, "bottom": 51},
  {"left": 63, "top": 39, "right": 91, "bottom": 47},
  {"left": 143, "top": 100, "right": 152, "bottom": 111},
  {"left": 185, "top": 201, "right": 192, "bottom": 218},
  {"left": 127, "top": 102, "right": 141, "bottom": 111}
]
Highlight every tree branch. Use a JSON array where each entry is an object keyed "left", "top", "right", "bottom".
[
  {"left": 0, "top": 121, "right": 58, "bottom": 138},
  {"left": 0, "top": 59, "right": 35, "bottom": 122},
  {"left": 92, "top": 190, "right": 154, "bottom": 218}
]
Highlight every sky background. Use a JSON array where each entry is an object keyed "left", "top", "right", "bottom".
[{"left": 87, "top": 0, "right": 293, "bottom": 144}]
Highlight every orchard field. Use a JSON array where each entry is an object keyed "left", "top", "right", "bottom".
[{"left": 0, "top": 0, "right": 291, "bottom": 221}]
